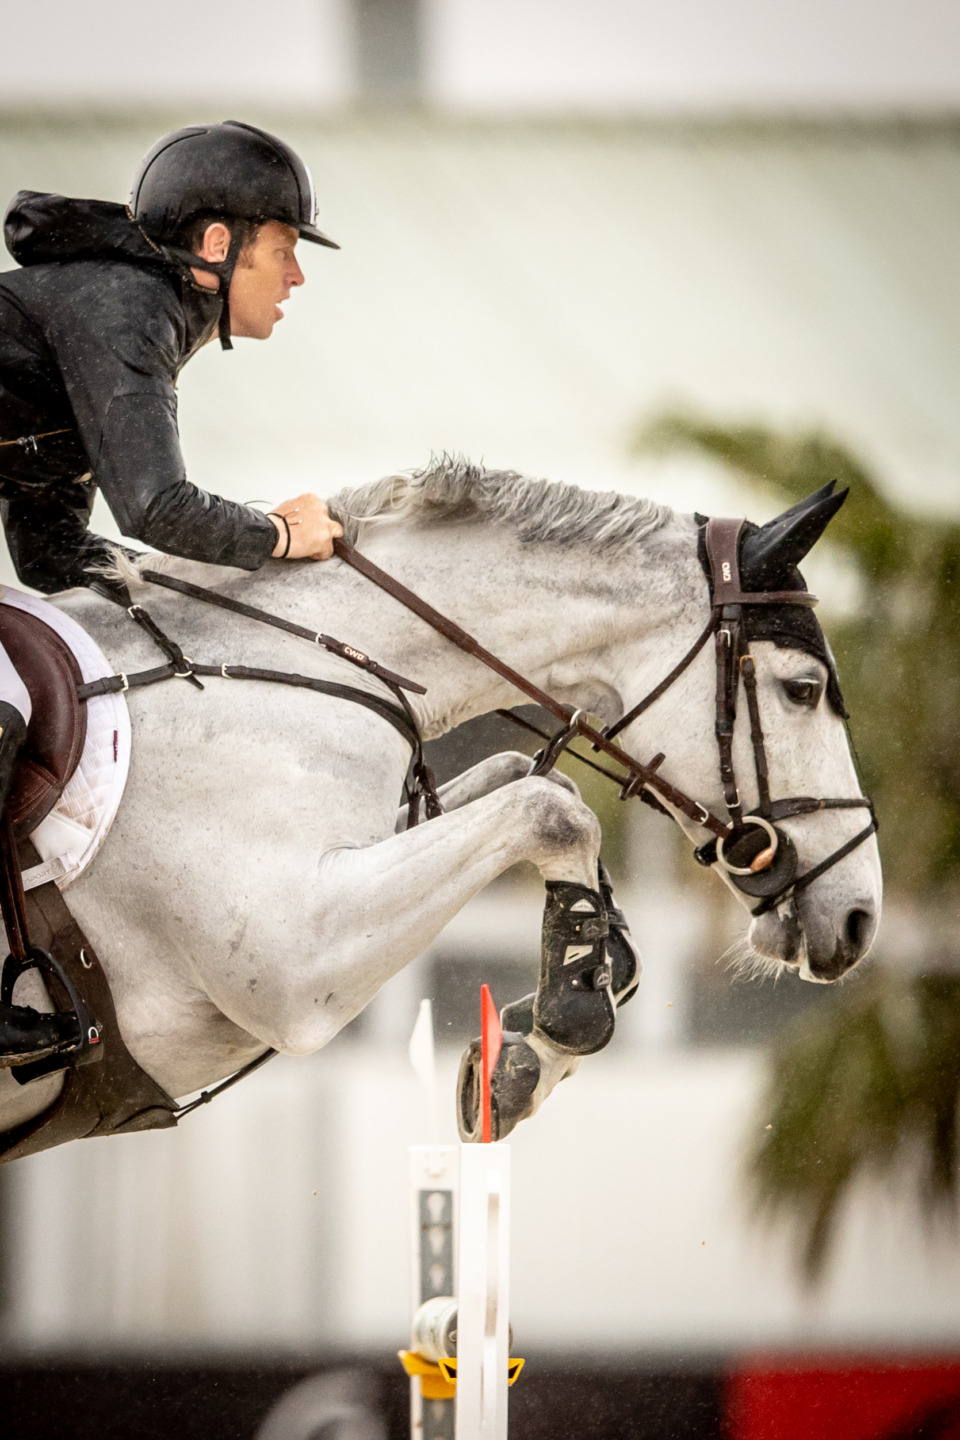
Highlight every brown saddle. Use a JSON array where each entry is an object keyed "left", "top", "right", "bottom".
[{"left": 0, "top": 605, "right": 86, "bottom": 839}]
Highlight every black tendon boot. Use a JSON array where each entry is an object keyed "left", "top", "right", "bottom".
[
  {"left": 532, "top": 880, "right": 615, "bottom": 1055},
  {"left": 598, "top": 861, "right": 640, "bottom": 1007},
  {"left": 0, "top": 703, "right": 81, "bottom": 1069},
  {"left": 457, "top": 877, "right": 624, "bottom": 1141}
]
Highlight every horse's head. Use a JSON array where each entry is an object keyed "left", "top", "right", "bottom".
[{"left": 624, "top": 484, "right": 881, "bottom": 983}]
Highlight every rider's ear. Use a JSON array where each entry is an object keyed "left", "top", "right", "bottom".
[
  {"left": 741, "top": 485, "right": 848, "bottom": 588},
  {"left": 197, "top": 222, "right": 231, "bottom": 264}
]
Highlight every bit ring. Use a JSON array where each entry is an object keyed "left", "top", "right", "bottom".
[{"left": 716, "top": 815, "right": 779, "bottom": 876}]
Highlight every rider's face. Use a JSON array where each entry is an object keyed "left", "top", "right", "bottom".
[{"left": 227, "top": 221, "right": 305, "bottom": 340}]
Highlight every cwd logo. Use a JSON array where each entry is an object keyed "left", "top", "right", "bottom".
[{"left": 722, "top": 561, "right": 732, "bottom": 582}]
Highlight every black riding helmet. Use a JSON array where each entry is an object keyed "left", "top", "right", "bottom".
[{"left": 130, "top": 120, "right": 339, "bottom": 348}]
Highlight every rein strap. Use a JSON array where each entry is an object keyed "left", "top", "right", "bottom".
[{"left": 333, "top": 539, "right": 731, "bottom": 837}]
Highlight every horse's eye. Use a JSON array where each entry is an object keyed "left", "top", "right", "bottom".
[{"left": 783, "top": 677, "right": 822, "bottom": 708}]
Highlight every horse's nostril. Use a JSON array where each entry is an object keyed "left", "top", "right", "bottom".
[{"left": 846, "top": 908, "right": 873, "bottom": 954}]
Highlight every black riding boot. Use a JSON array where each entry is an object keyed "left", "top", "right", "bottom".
[{"left": 0, "top": 702, "right": 81, "bottom": 1069}]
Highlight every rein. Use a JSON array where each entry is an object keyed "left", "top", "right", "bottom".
[
  {"left": 332, "top": 530, "right": 877, "bottom": 918},
  {"left": 333, "top": 538, "right": 733, "bottom": 838}
]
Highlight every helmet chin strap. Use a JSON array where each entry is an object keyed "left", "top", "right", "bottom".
[{"left": 161, "top": 226, "right": 247, "bottom": 350}]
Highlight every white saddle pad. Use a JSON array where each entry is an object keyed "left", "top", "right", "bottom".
[{"left": 0, "top": 588, "right": 131, "bottom": 892}]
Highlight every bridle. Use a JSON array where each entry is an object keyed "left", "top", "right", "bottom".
[{"left": 331, "top": 521, "right": 877, "bottom": 918}]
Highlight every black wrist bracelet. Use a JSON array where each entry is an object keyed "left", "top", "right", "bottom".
[{"left": 268, "top": 512, "right": 291, "bottom": 559}]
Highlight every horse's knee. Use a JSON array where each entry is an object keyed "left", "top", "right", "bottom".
[
  {"left": 491, "top": 752, "right": 579, "bottom": 797},
  {"left": 523, "top": 777, "right": 600, "bottom": 858},
  {"left": 487, "top": 751, "right": 536, "bottom": 786}
]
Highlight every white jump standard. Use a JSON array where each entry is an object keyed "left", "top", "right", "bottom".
[{"left": 402, "top": 993, "right": 522, "bottom": 1440}]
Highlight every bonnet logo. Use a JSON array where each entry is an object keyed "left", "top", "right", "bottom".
[{"left": 721, "top": 561, "right": 732, "bottom": 582}]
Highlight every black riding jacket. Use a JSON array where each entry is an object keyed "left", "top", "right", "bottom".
[{"left": 0, "top": 191, "right": 277, "bottom": 593}]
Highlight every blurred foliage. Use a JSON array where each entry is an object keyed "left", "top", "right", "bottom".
[
  {"left": 747, "top": 970, "right": 960, "bottom": 1277},
  {"left": 635, "top": 412, "right": 960, "bottom": 1277}
]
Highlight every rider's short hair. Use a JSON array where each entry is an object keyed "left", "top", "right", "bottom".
[{"left": 175, "top": 212, "right": 260, "bottom": 258}]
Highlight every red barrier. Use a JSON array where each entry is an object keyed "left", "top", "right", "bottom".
[
  {"left": 480, "top": 983, "right": 503, "bottom": 1145},
  {"left": 727, "top": 1358, "right": 960, "bottom": 1440}
]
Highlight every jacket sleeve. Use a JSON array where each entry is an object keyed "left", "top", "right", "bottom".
[{"left": 94, "top": 390, "right": 277, "bottom": 569}]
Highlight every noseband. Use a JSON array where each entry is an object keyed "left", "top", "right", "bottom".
[{"left": 331, "top": 526, "right": 877, "bottom": 917}]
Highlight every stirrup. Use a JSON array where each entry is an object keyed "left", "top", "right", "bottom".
[{"left": 0, "top": 946, "right": 102, "bottom": 1083}]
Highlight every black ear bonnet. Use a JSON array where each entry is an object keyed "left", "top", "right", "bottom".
[{"left": 695, "top": 507, "right": 848, "bottom": 718}]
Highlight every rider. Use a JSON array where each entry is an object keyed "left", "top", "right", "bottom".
[{"left": 0, "top": 120, "right": 343, "bottom": 1063}]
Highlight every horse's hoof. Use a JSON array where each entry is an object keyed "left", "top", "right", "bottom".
[
  {"left": 456, "top": 1031, "right": 542, "bottom": 1142},
  {"left": 533, "top": 881, "right": 616, "bottom": 1055},
  {"left": 598, "top": 861, "right": 640, "bottom": 1007}
]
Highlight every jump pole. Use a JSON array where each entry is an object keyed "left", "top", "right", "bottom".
[{"left": 402, "top": 991, "right": 519, "bottom": 1440}]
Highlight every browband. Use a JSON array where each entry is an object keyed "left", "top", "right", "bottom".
[{"left": 705, "top": 516, "right": 817, "bottom": 609}]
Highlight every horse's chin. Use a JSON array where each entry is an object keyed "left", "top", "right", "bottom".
[
  {"left": 748, "top": 906, "right": 872, "bottom": 984},
  {"left": 748, "top": 907, "right": 804, "bottom": 971}
]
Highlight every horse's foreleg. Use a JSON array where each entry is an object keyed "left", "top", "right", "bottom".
[
  {"left": 394, "top": 751, "right": 577, "bottom": 830},
  {"left": 204, "top": 775, "right": 602, "bottom": 1055},
  {"left": 457, "top": 870, "right": 642, "bottom": 1142}
]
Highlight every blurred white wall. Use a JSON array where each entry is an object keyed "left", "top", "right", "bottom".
[
  {"left": 0, "top": 0, "right": 354, "bottom": 108},
  {"left": 428, "top": 0, "right": 960, "bottom": 113},
  {"left": 2, "top": 0, "right": 960, "bottom": 113}
]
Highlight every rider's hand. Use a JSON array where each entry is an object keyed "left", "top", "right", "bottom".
[{"left": 269, "top": 494, "right": 344, "bottom": 560}]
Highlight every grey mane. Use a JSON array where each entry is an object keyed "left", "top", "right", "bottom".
[{"left": 330, "top": 455, "right": 672, "bottom": 553}]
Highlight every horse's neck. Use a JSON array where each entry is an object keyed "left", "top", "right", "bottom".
[{"left": 253, "top": 514, "right": 706, "bottom": 737}]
